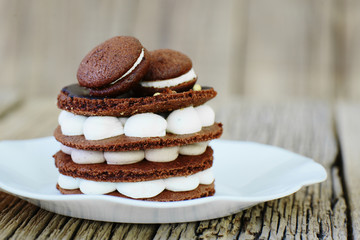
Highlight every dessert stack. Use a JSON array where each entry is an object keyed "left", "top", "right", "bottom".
[{"left": 53, "top": 36, "right": 223, "bottom": 201}]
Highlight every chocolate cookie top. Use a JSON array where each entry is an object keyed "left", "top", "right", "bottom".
[
  {"left": 54, "top": 123, "right": 223, "bottom": 151},
  {"left": 57, "top": 84, "right": 217, "bottom": 117},
  {"left": 54, "top": 147, "right": 213, "bottom": 182},
  {"left": 77, "top": 36, "right": 150, "bottom": 96},
  {"left": 144, "top": 49, "right": 192, "bottom": 81},
  {"left": 137, "top": 49, "right": 197, "bottom": 95}
]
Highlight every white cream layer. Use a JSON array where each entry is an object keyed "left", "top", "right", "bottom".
[
  {"left": 139, "top": 68, "right": 197, "bottom": 88},
  {"left": 58, "top": 104, "right": 215, "bottom": 140},
  {"left": 58, "top": 168, "right": 214, "bottom": 198},
  {"left": 110, "top": 48, "right": 145, "bottom": 85},
  {"left": 60, "top": 141, "right": 209, "bottom": 165}
]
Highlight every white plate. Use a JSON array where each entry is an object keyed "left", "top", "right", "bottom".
[{"left": 0, "top": 137, "right": 326, "bottom": 223}]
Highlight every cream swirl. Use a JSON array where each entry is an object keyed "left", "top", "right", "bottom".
[{"left": 140, "top": 68, "right": 197, "bottom": 88}]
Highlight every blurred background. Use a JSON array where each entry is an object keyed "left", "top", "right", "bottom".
[{"left": 0, "top": 0, "right": 358, "bottom": 103}]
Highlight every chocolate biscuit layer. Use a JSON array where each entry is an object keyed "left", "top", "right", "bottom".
[
  {"left": 57, "top": 183, "right": 215, "bottom": 202},
  {"left": 54, "top": 123, "right": 222, "bottom": 151},
  {"left": 54, "top": 147, "right": 213, "bottom": 182},
  {"left": 57, "top": 84, "right": 217, "bottom": 117}
]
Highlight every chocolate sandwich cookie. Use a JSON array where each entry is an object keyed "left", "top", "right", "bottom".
[
  {"left": 57, "top": 84, "right": 217, "bottom": 117},
  {"left": 136, "top": 49, "right": 197, "bottom": 95},
  {"left": 77, "top": 36, "right": 150, "bottom": 97},
  {"left": 54, "top": 147, "right": 213, "bottom": 182},
  {"left": 54, "top": 123, "right": 223, "bottom": 151},
  {"left": 57, "top": 183, "right": 215, "bottom": 202}
]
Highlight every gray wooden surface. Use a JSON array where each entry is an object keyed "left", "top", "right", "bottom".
[
  {"left": 336, "top": 103, "right": 360, "bottom": 240},
  {"left": 0, "top": 97, "right": 354, "bottom": 239}
]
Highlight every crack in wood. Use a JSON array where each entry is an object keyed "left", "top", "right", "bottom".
[{"left": 333, "top": 144, "right": 353, "bottom": 239}]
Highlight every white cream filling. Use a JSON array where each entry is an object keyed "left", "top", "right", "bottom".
[
  {"left": 59, "top": 141, "right": 209, "bottom": 165},
  {"left": 194, "top": 168, "right": 214, "bottom": 185},
  {"left": 166, "top": 106, "right": 202, "bottom": 134},
  {"left": 58, "top": 174, "right": 80, "bottom": 189},
  {"left": 139, "top": 68, "right": 197, "bottom": 88},
  {"left": 195, "top": 105, "right": 215, "bottom": 127},
  {"left": 58, "top": 168, "right": 214, "bottom": 198},
  {"left": 60, "top": 143, "right": 73, "bottom": 155},
  {"left": 79, "top": 180, "right": 117, "bottom": 195},
  {"left": 145, "top": 146, "right": 180, "bottom": 162},
  {"left": 83, "top": 116, "right": 124, "bottom": 140},
  {"left": 124, "top": 113, "right": 167, "bottom": 137},
  {"left": 165, "top": 174, "right": 199, "bottom": 192},
  {"left": 71, "top": 149, "right": 105, "bottom": 164},
  {"left": 110, "top": 48, "right": 145, "bottom": 85},
  {"left": 179, "top": 141, "right": 209, "bottom": 155},
  {"left": 104, "top": 150, "right": 145, "bottom": 165},
  {"left": 116, "top": 179, "right": 166, "bottom": 199},
  {"left": 58, "top": 104, "right": 215, "bottom": 140},
  {"left": 58, "top": 111, "right": 87, "bottom": 136}
]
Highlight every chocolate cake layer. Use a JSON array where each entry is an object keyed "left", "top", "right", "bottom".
[
  {"left": 57, "top": 182, "right": 215, "bottom": 202},
  {"left": 54, "top": 123, "right": 222, "bottom": 151},
  {"left": 54, "top": 147, "right": 213, "bottom": 182},
  {"left": 57, "top": 84, "right": 217, "bottom": 117}
]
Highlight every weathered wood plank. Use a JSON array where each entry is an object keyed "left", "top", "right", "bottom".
[
  {"left": 36, "top": 215, "right": 76, "bottom": 240},
  {"left": 0, "top": 91, "right": 21, "bottom": 119},
  {"left": 336, "top": 102, "right": 360, "bottom": 239},
  {"left": 72, "top": 220, "right": 113, "bottom": 240},
  {"left": 10, "top": 209, "right": 55, "bottom": 240},
  {"left": 0, "top": 98, "right": 58, "bottom": 140},
  {"left": 153, "top": 99, "right": 346, "bottom": 239},
  {"left": 241, "top": 0, "right": 335, "bottom": 99},
  {"left": 221, "top": 100, "right": 345, "bottom": 239},
  {"left": 342, "top": 0, "right": 360, "bottom": 100},
  {"left": 123, "top": 224, "right": 158, "bottom": 240},
  {"left": 0, "top": 200, "right": 37, "bottom": 239},
  {"left": 110, "top": 223, "right": 159, "bottom": 240}
]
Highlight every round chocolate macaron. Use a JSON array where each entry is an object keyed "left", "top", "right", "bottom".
[
  {"left": 137, "top": 49, "right": 197, "bottom": 95},
  {"left": 77, "top": 36, "right": 150, "bottom": 97}
]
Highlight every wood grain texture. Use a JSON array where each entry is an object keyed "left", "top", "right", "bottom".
[
  {"left": 242, "top": 0, "right": 335, "bottom": 99},
  {"left": 0, "top": 98, "right": 347, "bottom": 239},
  {"left": 336, "top": 102, "right": 360, "bottom": 239},
  {"left": 215, "top": 99, "right": 346, "bottom": 239},
  {"left": 1, "top": 0, "right": 352, "bottom": 101},
  {"left": 0, "top": 91, "right": 21, "bottom": 119},
  {"left": 343, "top": 0, "right": 360, "bottom": 99}
]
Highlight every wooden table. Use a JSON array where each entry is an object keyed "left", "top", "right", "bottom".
[{"left": 0, "top": 96, "right": 358, "bottom": 239}]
